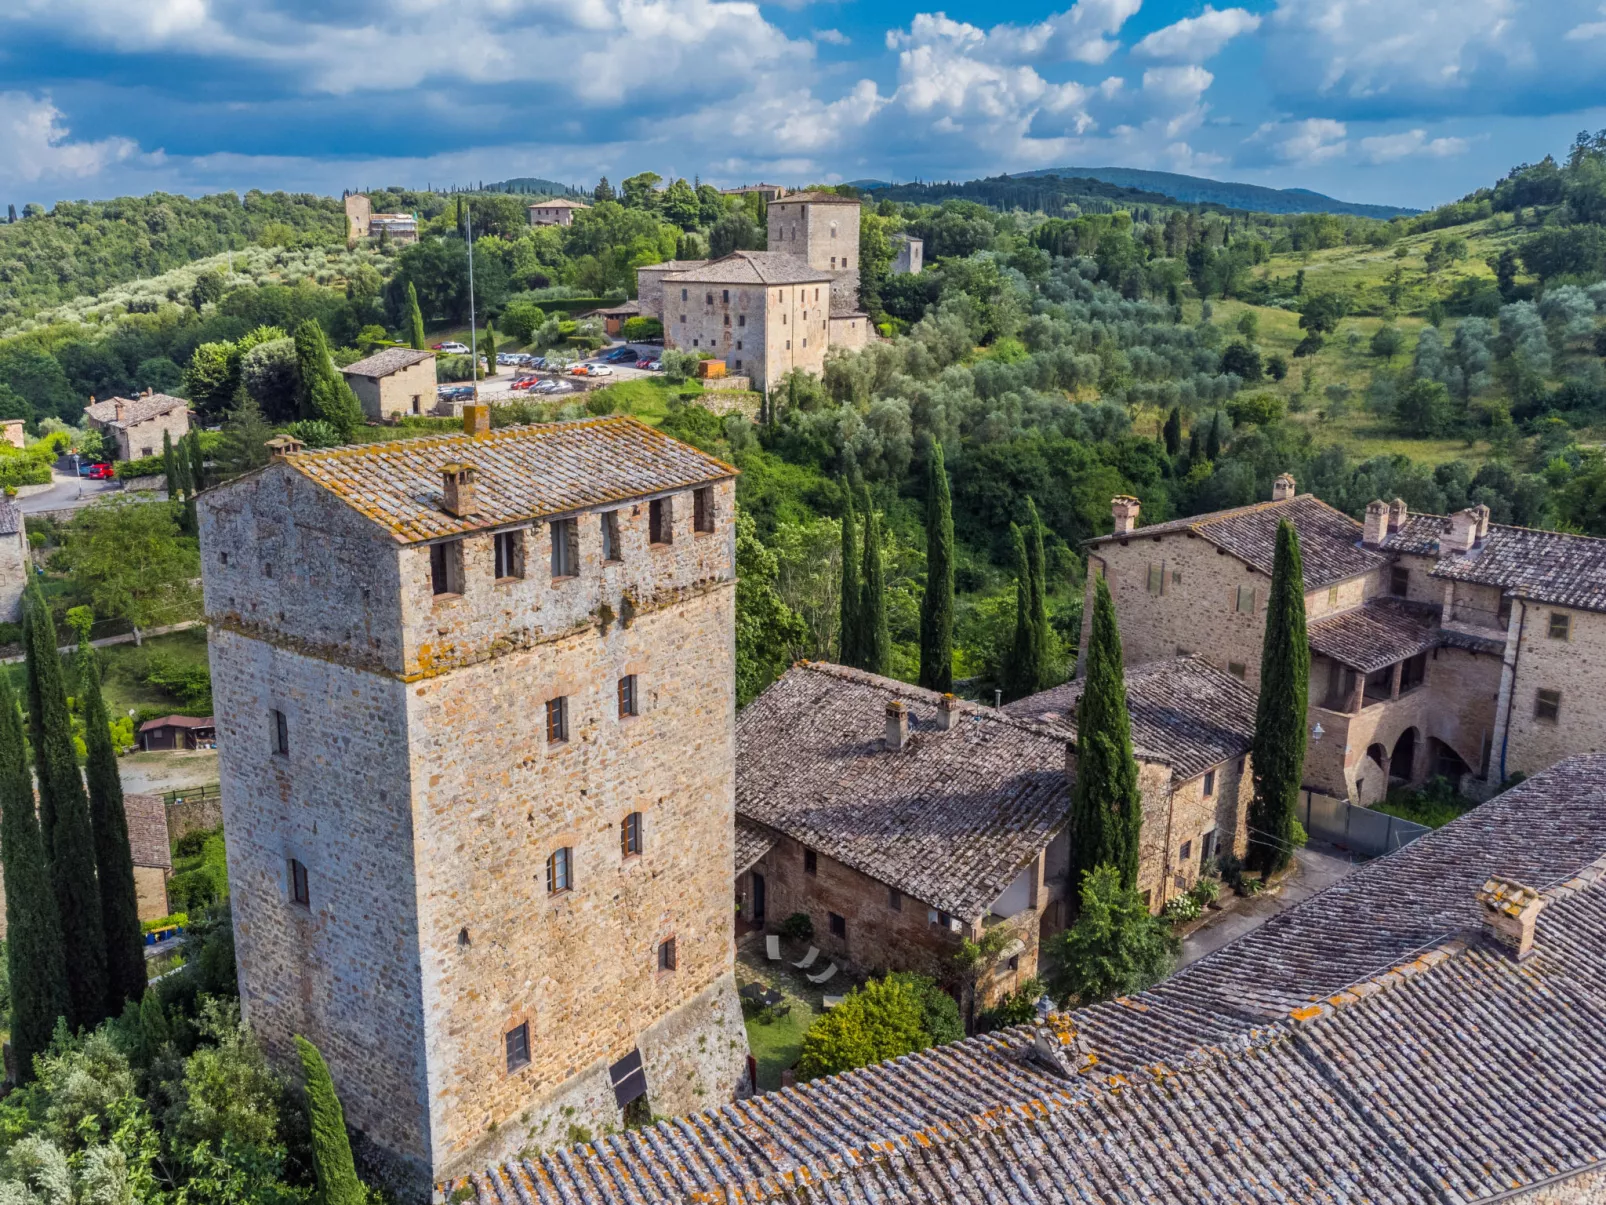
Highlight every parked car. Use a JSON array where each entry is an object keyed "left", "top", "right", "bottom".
[
  {"left": 586, "top": 364, "right": 614, "bottom": 376},
  {"left": 512, "top": 376, "right": 540, "bottom": 390},
  {"left": 529, "top": 356, "right": 547, "bottom": 370},
  {"left": 644, "top": 360, "right": 663, "bottom": 372},
  {"left": 85, "top": 462, "right": 114, "bottom": 480},
  {"left": 495, "top": 353, "right": 521, "bottom": 366},
  {"left": 533, "top": 380, "right": 567, "bottom": 394},
  {"left": 602, "top": 347, "right": 640, "bottom": 363}
]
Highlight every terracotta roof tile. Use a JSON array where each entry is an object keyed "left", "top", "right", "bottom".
[
  {"left": 84, "top": 393, "right": 189, "bottom": 428},
  {"left": 280, "top": 416, "right": 735, "bottom": 544},
  {"left": 0, "top": 499, "right": 21, "bottom": 536},
  {"left": 734, "top": 819, "right": 777, "bottom": 877},
  {"left": 1307, "top": 597, "right": 1442, "bottom": 673},
  {"left": 123, "top": 793, "right": 172, "bottom": 870},
  {"left": 771, "top": 191, "right": 862, "bottom": 206},
  {"left": 339, "top": 348, "right": 433, "bottom": 378},
  {"left": 662, "top": 251, "right": 833, "bottom": 286}
]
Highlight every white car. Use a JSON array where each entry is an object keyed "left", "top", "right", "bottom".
[
  {"left": 495, "top": 353, "right": 520, "bottom": 365},
  {"left": 437, "top": 341, "right": 470, "bottom": 354},
  {"left": 586, "top": 364, "right": 614, "bottom": 376}
]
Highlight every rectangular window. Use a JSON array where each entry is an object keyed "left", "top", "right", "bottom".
[
  {"left": 621, "top": 812, "right": 642, "bottom": 858},
  {"left": 505, "top": 1023, "right": 530, "bottom": 1072},
  {"left": 723, "top": 314, "right": 730, "bottom": 327},
  {"left": 270, "top": 709, "right": 289, "bottom": 756},
  {"left": 494, "top": 530, "right": 524, "bottom": 580},
  {"left": 679, "top": 314, "right": 686, "bottom": 324},
  {"left": 829, "top": 912, "right": 846, "bottom": 939},
  {"left": 1228, "top": 662, "right": 1247, "bottom": 681},
  {"left": 289, "top": 858, "right": 309, "bottom": 906},
  {"left": 658, "top": 936, "right": 677, "bottom": 971},
  {"left": 680, "top": 288, "right": 687, "bottom": 301},
  {"left": 547, "top": 846, "right": 572, "bottom": 894},
  {"left": 785, "top": 340, "right": 791, "bottom": 350},
  {"left": 1327, "top": 585, "right": 1339, "bottom": 607},
  {"left": 1549, "top": 612, "right": 1571, "bottom": 640},
  {"left": 804, "top": 849, "right": 817, "bottom": 876},
  {"left": 546, "top": 696, "right": 569, "bottom": 744},
  {"left": 649, "top": 497, "right": 673, "bottom": 545},
  {"left": 705, "top": 292, "right": 713, "bottom": 305},
  {"left": 550, "top": 518, "right": 578, "bottom": 577},
  {"left": 1235, "top": 585, "right": 1256, "bottom": 613},
  {"left": 1536, "top": 688, "right": 1561, "bottom": 723},
  {"left": 618, "top": 674, "right": 638, "bottom": 718},
  {"left": 1237, "top": 756, "right": 1247, "bottom": 774},
  {"left": 1147, "top": 563, "right": 1164, "bottom": 595},
  {"left": 694, "top": 487, "right": 715, "bottom": 534},
  {"left": 601, "top": 510, "right": 622, "bottom": 562},
  {"left": 1180, "top": 840, "right": 1192, "bottom": 862},
  {"left": 1390, "top": 565, "right": 1409, "bottom": 596},
  {"left": 1171, "top": 569, "right": 1182, "bottom": 586},
  {"left": 722, "top": 289, "right": 729, "bottom": 303},
  {"left": 1202, "top": 769, "right": 1216, "bottom": 798},
  {"left": 430, "top": 540, "right": 462, "bottom": 596},
  {"left": 737, "top": 314, "right": 746, "bottom": 327},
  {"left": 888, "top": 887, "right": 902, "bottom": 911},
  {"left": 412, "top": 394, "right": 422, "bottom": 415}
]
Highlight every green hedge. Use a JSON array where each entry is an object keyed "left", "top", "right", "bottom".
[
  {"left": 503, "top": 295, "right": 615, "bottom": 316},
  {"left": 115, "top": 455, "right": 168, "bottom": 480},
  {"left": 0, "top": 459, "right": 53, "bottom": 488}
]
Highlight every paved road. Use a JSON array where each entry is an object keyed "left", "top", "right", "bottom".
[
  {"left": 1180, "top": 840, "right": 1362, "bottom": 967},
  {"left": 17, "top": 471, "right": 121, "bottom": 513}
]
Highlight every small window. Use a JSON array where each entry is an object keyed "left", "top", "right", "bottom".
[
  {"left": 270, "top": 709, "right": 289, "bottom": 756},
  {"left": 546, "top": 696, "right": 569, "bottom": 744},
  {"left": 219, "top": 551, "right": 228, "bottom": 566},
  {"left": 723, "top": 314, "right": 730, "bottom": 327},
  {"left": 679, "top": 314, "right": 686, "bottom": 324},
  {"left": 412, "top": 395, "right": 422, "bottom": 415},
  {"left": 1007, "top": 954, "right": 1020, "bottom": 972},
  {"left": 550, "top": 518, "right": 578, "bottom": 577},
  {"left": 289, "top": 858, "right": 309, "bottom": 906},
  {"left": 785, "top": 340, "right": 791, "bottom": 350},
  {"left": 618, "top": 674, "right": 638, "bottom": 718},
  {"left": 888, "top": 887, "right": 902, "bottom": 912},
  {"left": 680, "top": 288, "right": 687, "bottom": 301},
  {"left": 649, "top": 497, "right": 673, "bottom": 545},
  {"left": 1548, "top": 612, "right": 1571, "bottom": 640},
  {"left": 1536, "top": 688, "right": 1561, "bottom": 723},
  {"left": 601, "top": 510, "right": 622, "bottom": 562},
  {"left": 505, "top": 1023, "right": 530, "bottom": 1072},
  {"left": 1171, "top": 569, "right": 1182, "bottom": 585},
  {"left": 1202, "top": 769, "right": 1216, "bottom": 798},
  {"left": 1228, "top": 662, "right": 1247, "bottom": 681},
  {"left": 829, "top": 912, "right": 846, "bottom": 939},
  {"left": 658, "top": 936, "right": 677, "bottom": 971},
  {"left": 705, "top": 292, "right": 713, "bottom": 305},
  {"left": 430, "top": 540, "right": 462, "bottom": 596},
  {"left": 1390, "top": 565, "right": 1409, "bottom": 596},
  {"left": 1179, "top": 840, "right": 1192, "bottom": 862},
  {"left": 1147, "top": 563, "right": 1164, "bottom": 595},
  {"left": 694, "top": 487, "right": 715, "bottom": 534},
  {"left": 621, "top": 811, "right": 642, "bottom": 858},
  {"left": 547, "top": 846, "right": 572, "bottom": 894},
  {"left": 494, "top": 530, "right": 524, "bottom": 580},
  {"left": 804, "top": 849, "right": 817, "bottom": 876},
  {"left": 737, "top": 314, "right": 746, "bottom": 327},
  {"left": 1235, "top": 585, "right": 1256, "bottom": 613}
]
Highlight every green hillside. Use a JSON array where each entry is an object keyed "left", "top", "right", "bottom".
[{"left": 1013, "top": 166, "right": 1418, "bottom": 218}]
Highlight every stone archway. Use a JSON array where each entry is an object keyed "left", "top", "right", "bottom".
[{"left": 1391, "top": 728, "right": 1420, "bottom": 784}]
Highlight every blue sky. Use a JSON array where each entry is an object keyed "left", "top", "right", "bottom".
[{"left": 2, "top": 0, "right": 1605, "bottom": 210}]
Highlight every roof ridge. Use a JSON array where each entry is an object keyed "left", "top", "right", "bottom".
[{"left": 794, "top": 661, "right": 1072, "bottom": 743}]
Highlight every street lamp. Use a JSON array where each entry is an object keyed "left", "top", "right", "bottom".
[{"left": 463, "top": 205, "right": 479, "bottom": 406}]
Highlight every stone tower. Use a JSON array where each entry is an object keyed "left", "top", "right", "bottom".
[
  {"left": 766, "top": 191, "right": 862, "bottom": 276},
  {"left": 199, "top": 416, "right": 747, "bottom": 1196}
]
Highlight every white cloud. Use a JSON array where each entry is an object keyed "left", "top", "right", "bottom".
[
  {"left": 0, "top": 92, "right": 143, "bottom": 187},
  {"left": 1141, "top": 65, "right": 1214, "bottom": 100},
  {"left": 814, "top": 27, "right": 849, "bottom": 44},
  {"left": 1248, "top": 116, "right": 1348, "bottom": 165},
  {"left": 1566, "top": 5, "right": 1606, "bottom": 39},
  {"left": 889, "top": 0, "right": 1142, "bottom": 67},
  {"left": 1133, "top": 6, "right": 1261, "bottom": 62},
  {"left": 1358, "top": 128, "right": 1470, "bottom": 162}
]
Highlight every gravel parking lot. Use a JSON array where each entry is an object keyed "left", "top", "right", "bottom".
[{"left": 459, "top": 342, "right": 663, "bottom": 402}]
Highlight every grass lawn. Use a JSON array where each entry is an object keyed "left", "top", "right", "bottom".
[
  {"left": 98, "top": 627, "right": 212, "bottom": 718},
  {"left": 745, "top": 999, "right": 816, "bottom": 1091},
  {"left": 735, "top": 934, "right": 859, "bottom": 1089},
  {"left": 1370, "top": 782, "right": 1479, "bottom": 829}
]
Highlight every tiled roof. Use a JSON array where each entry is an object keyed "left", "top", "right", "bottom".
[
  {"left": 1004, "top": 655, "right": 1256, "bottom": 781},
  {"left": 1307, "top": 597, "right": 1442, "bottom": 672},
  {"left": 138, "top": 714, "right": 215, "bottom": 732},
  {"left": 735, "top": 663, "right": 1070, "bottom": 919},
  {"left": 123, "top": 793, "right": 172, "bottom": 870},
  {"left": 278, "top": 417, "right": 736, "bottom": 544},
  {"left": 0, "top": 498, "right": 21, "bottom": 536},
  {"left": 526, "top": 199, "right": 589, "bottom": 209},
  {"left": 663, "top": 251, "right": 832, "bottom": 286},
  {"left": 452, "top": 755, "right": 1606, "bottom": 1205},
  {"left": 1432, "top": 523, "right": 1606, "bottom": 612},
  {"left": 339, "top": 348, "right": 433, "bottom": 378},
  {"left": 771, "top": 191, "right": 862, "bottom": 206},
  {"left": 84, "top": 393, "right": 188, "bottom": 428},
  {"left": 639, "top": 259, "right": 708, "bottom": 275},
  {"left": 734, "top": 819, "right": 777, "bottom": 877},
  {"left": 1087, "top": 493, "right": 1386, "bottom": 590}
]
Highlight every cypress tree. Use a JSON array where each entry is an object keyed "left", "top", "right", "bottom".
[
  {"left": 1068, "top": 577, "right": 1143, "bottom": 893},
  {"left": 918, "top": 443, "right": 954, "bottom": 692},
  {"left": 406, "top": 282, "right": 427, "bottom": 351},
  {"left": 187, "top": 428, "right": 206, "bottom": 494},
  {"left": 1026, "top": 498, "right": 1053, "bottom": 691},
  {"left": 296, "top": 1036, "right": 367, "bottom": 1205},
  {"left": 24, "top": 585, "right": 106, "bottom": 1030},
  {"left": 294, "top": 319, "right": 364, "bottom": 442},
  {"left": 1205, "top": 412, "right": 1223, "bottom": 460},
  {"left": 838, "top": 487, "right": 861, "bottom": 667},
  {"left": 1002, "top": 525, "right": 1035, "bottom": 701},
  {"left": 483, "top": 320, "right": 496, "bottom": 375},
  {"left": 1187, "top": 424, "right": 1203, "bottom": 463},
  {"left": 1162, "top": 406, "right": 1182, "bottom": 456},
  {"left": 161, "top": 430, "right": 178, "bottom": 499},
  {"left": 1247, "top": 521, "right": 1310, "bottom": 876},
  {"left": 859, "top": 487, "right": 890, "bottom": 676},
  {"left": 0, "top": 673, "right": 68, "bottom": 1083},
  {"left": 80, "top": 640, "right": 146, "bottom": 1012}
]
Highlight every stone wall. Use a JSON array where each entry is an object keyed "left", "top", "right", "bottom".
[
  {"left": 635, "top": 265, "right": 680, "bottom": 325},
  {"left": 828, "top": 314, "right": 871, "bottom": 351},
  {"left": 134, "top": 864, "right": 170, "bottom": 922},
  {"left": 115, "top": 407, "right": 190, "bottom": 462},
  {"left": 0, "top": 524, "right": 28, "bottom": 624},
  {"left": 166, "top": 794, "right": 224, "bottom": 842},
  {"left": 661, "top": 282, "right": 774, "bottom": 387},
  {"left": 347, "top": 358, "right": 437, "bottom": 421},
  {"left": 767, "top": 198, "right": 861, "bottom": 275},
  {"left": 1498, "top": 600, "right": 1606, "bottom": 781},
  {"left": 1513, "top": 1162, "right": 1606, "bottom": 1202}
]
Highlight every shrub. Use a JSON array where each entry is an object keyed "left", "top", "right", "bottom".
[
  {"left": 114, "top": 455, "right": 169, "bottom": 480},
  {"left": 1044, "top": 865, "right": 1178, "bottom": 1005},
  {"left": 1265, "top": 353, "right": 1288, "bottom": 381},
  {"left": 1291, "top": 817, "right": 1309, "bottom": 848},
  {"left": 622, "top": 316, "right": 663, "bottom": 342},
  {"left": 778, "top": 912, "right": 813, "bottom": 942},
  {"left": 976, "top": 977, "right": 1045, "bottom": 1033},
  {"left": 796, "top": 975, "right": 929, "bottom": 1080},
  {"left": 1160, "top": 895, "right": 1203, "bottom": 923},
  {"left": 1188, "top": 876, "right": 1221, "bottom": 905},
  {"left": 1226, "top": 391, "right": 1285, "bottom": 427},
  {"left": 141, "top": 912, "right": 189, "bottom": 933},
  {"left": 887, "top": 972, "right": 963, "bottom": 1045},
  {"left": 1216, "top": 851, "right": 1245, "bottom": 892},
  {"left": 661, "top": 349, "right": 701, "bottom": 383},
  {"left": 286, "top": 419, "right": 342, "bottom": 449}
]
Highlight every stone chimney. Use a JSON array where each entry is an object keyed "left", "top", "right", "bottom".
[
  {"left": 463, "top": 404, "right": 490, "bottom": 437},
  {"left": 264, "top": 435, "right": 304, "bottom": 460},
  {"left": 1476, "top": 878, "right": 1544, "bottom": 960},
  {"left": 885, "top": 699, "right": 910, "bottom": 750},
  {"left": 1387, "top": 497, "right": 1408, "bottom": 534},
  {"left": 1111, "top": 495, "right": 1140, "bottom": 536},
  {"left": 1443, "top": 508, "right": 1479, "bottom": 554},
  {"left": 1272, "top": 473, "right": 1296, "bottom": 502},
  {"left": 1362, "top": 499, "right": 1388, "bottom": 546},
  {"left": 441, "top": 463, "right": 478, "bottom": 517},
  {"left": 1472, "top": 503, "right": 1490, "bottom": 542},
  {"left": 114, "top": 399, "right": 126, "bottom": 424},
  {"left": 936, "top": 694, "right": 961, "bottom": 731}
]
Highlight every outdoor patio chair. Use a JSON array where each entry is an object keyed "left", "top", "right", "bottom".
[
  {"left": 766, "top": 935, "right": 782, "bottom": 961},
  {"left": 792, "top": 946, "right": 820, "bottom": 970},
  {"left": 822, "top": 995, "right": 845, "bottom": 1009},
  {"left": 807, "top": 962, "right": 838, "bottom": 986}
]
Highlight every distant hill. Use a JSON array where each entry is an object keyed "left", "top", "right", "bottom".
[
  {"left": 484, "top": 177, "right": 589, "bottom": 198},
  {"left": 1012, "top": 167, "right": 1417, "bottom": 218}
]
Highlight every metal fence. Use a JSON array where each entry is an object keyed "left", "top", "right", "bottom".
[{"left": 1299, "top": 790, "right": 1432, "bottom": 857}]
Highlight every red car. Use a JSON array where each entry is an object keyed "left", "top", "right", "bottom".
[
  {"left": 512, "top": 376, "right": 540, "bottom": 390},
  {"left": 85, "top": 463, "right": 114, "bottom": 480}
]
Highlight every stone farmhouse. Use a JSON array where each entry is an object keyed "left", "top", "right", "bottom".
[
  {"left": 734, "top": 657, "right": 1256, "bottom": 1002},
  {"left": 198, "top": 413, "right": 749, "bottom": 1194},
  {"left": 344, "top": 194, "right": 418, "bottom": 247},
  {"left": 83, "top": 391, "right": 190, "bottom": 461},
  {"left": 719, "top": 183, "right": 788, "bottom": 203},
  {"left": 0, "top": 498, "right": 29, "bottom": 623},
  {"left": 338, "top": 347, "right": 437, "bottom": 420},
  {"left": 891, "top": 232, "right": 924, "bottom": 275},
  {"left": 1084, "top": 475, "right": 1606, "bottom": 805},
  {"left": 526, "top": 199, "right": 589, "bottom": 227},
  {"left": 454, "top": 754, "right": 1606, "bottom": 1205}
]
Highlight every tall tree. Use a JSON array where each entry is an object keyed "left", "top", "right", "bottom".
[
  {"left": 483, "top": 320, "right": 496, "bottom": 375},
  {"left": 1068, "top": 577, "right": 1143, "bottom": 893},
  {"left": 859, "top": 487, "right": 890, "bottom": 676},
  {"left": 1044, "top": 865, "right": 1177, "bottom": 1005},
  {"left": 0, "top": 672, "right": 68, "bottom": 1082},
  {"left": 918, "top": 443, "right": 955, "bottom": 692},
  {"left": 1026, "top": 499, "right": 1053, "bottom": 688},
  {"left": 1247, "top": 520, "right": 1310, "bottom": 876},
  {"left": 405, "top": 282, "right": 427, "bottom": 351},
  {"left": 1162, "top": 406, "right": 1182, "bottom": 457},
  {"left": 293, "top": 319, "right": 363, "bottom": 442},
  {"left": 79, "top": 637, "right": 146, "bottom": 1012},
  {"left": 24, "top": 585, "right": 107, "bottom": 1030},
  {"left": 186, "top": 428, "right": 206, "bottom": 494},
  {"left": 1002, "top": 525, "right": 1036, "bottom": 701},
  {"left": 161, "top": 430, "right": 178, "bottom": 498},
  {"left": 296, "top": 1037, "right": 367, "bottom": 1205},
  {"left": 838, "top": 486, "right": 861, "bottom": 667}
]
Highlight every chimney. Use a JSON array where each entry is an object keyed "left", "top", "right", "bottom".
[
  {"left": 441, "top": 463, "right": 478, "bottom": 517},
  {"left": 935, "top": 693, "right": 961, "bottom": 731},
  {"left": 1443, "top": 508, "right": 1478, "bottom": 554},
  {"left": 1362, "top": 499, "right": 1388, "bottom": 546},
  {"left": 114, "top": 399, "right": 126, "bottom": 424},
  {"left": 1472, "top": 503, "right": 1491, "bottom": 542},
  {"left": 885, "top": 699, "right": 909, "bottom": 750},
  {"left": 1111, "top": 495, "right": 1140, "bottom": 536},
  {"left": 1476, "top": 878, "right": 1544, "bottom": 960},
  {"left": 264, "top": 435, "right": 304, "bottom": 460},
  {"left": 1388, "top": 497, "right": 1408, "bottom": 533},
  {"left": 1272, "top": 473, "right": 1296, "bottom": 502},
  {"left": 463, "top": 404, "right": 490, "bottom": 437}
]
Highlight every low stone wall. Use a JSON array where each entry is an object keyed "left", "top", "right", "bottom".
[
  {"left": 697, "top": 389, "right": 761, "bottom": 420},
  {"left": 166, "top": 793, "right": 223, "bottom": 842},
  {"left": 121, "top": 475, "right": 167, "bottom": 492},
  {"left": 12, "top": 481, "right": 54, "bottom": 498}
]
